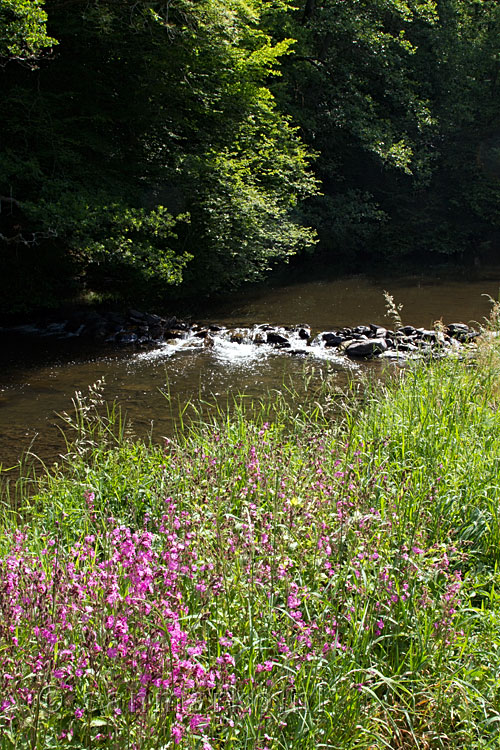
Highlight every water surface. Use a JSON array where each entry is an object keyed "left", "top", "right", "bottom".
[{"left": 1, "top": 271, "right": 499, "bottom": 467}]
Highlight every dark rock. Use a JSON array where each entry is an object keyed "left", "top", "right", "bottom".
[
  {"left": 128, "top": 309, "right": 146, "bottom": 323},
  {"left": 143, "top": 312, "right": 164, "bottom": 326},
  {"left": 399, "top": 326, "right": 417, "bottom": 336},
  {"left": 394, "top": 342, "right": 418, "bottom": 353},
  {"left": 447, "top": 323, "right": 469, "bottom": 337},
  {"left": 298, "top": 327, "right": 311, "bottom": 340},
  {"left": 417, "top": 328, "right": 446, "bottom": 345},
  {"left": 446, "top": 323, "right": 479, "bottom": 342},
  {"left": 194, "top": 330, "right": 209, "bottom": 339},
  {"left": 354, "top": 325, "right": 372, "bottom": 336},
  {"left": 345, "top": 338, "right": 388, "bottom": 358},
  {"left": 149, "top": 325, "right": 164, "bottom": 340},
  {"left": 267, "top": 332, "right": 289, "bottom": 346},
  {"left": 117, "top": 332, "right": 138, "bottom": 345},
  {"left": 65, "top": 318, "right": 85, "bottom": 335},
  {"left": 209, "top": 325, "right": 224, "bottom": 332},
  {"left": 169, "top": 319, "right": 189, "bottom": 331},
  {"left": 370, "top": 325, "right": 387, "bottom": 338},
  {"left": 457, "top": 330, "right": 480, "bottom": 343},
  {"left": 322, "top": 332, "right": 343, "bottom": 347}
]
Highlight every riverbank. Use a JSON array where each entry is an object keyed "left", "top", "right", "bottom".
[
  {"left": 4, "top": 272, "right": 499, "bottom": 471},
  {"left": 2, "top": 309, "right": 500, "bottom": 747}
]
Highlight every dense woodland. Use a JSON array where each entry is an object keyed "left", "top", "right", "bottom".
[{"left": 1, "top": 0, "right": 500, "bottom": 314}]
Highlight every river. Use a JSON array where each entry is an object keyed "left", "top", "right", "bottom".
[{"left": 1, "top": 271, "right": 499, "bottom": 468}]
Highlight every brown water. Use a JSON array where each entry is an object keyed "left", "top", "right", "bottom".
[{"left": 1, "top": 271, "right": 499, "bottom": 467}]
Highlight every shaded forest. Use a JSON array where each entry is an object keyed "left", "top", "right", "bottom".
[{"left": 2, "top": 0, "right": 500, "bottom": 314}]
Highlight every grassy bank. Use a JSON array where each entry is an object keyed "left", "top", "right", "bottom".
[{"left": 1, "top": 334, "right": 500, "bottom": 748}]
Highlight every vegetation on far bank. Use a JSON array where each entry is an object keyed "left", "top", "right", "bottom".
[
  {"left": 3, "top": 1, "right": 500, "bottom": 314},
  {"left": 2, "top": 311, "right": 500, "bottom": 747}
]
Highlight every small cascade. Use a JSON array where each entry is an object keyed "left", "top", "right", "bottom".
[{"left": 4, "top": 308, "right": 480, "bottom": 364}]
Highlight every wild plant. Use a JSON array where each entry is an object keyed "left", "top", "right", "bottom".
[
  {"left": 2, "top": 344, "right": 500, "bottom": 747},
  {"left": 383, "top": 290, "right": 404, "bottom": 329}
]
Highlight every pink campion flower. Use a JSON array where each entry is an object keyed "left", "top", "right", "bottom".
[
  {"left": 219, "top": 631, "right": 233, "bottom": 647},
  {"left": 255, "top": 661, "right": 273, "bottom": 673},
  {"left": 171, "top": 724, "right": 183, "bottom": 744},
  {"left": 74, "top": 708, "right": 84, "bottom": 719}
]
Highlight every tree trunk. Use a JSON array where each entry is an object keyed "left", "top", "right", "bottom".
[{"left": 302, "top": 0, "right": 316, "bottom": 24}]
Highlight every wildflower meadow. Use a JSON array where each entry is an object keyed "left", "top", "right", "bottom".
[{"left": 2, "top": 323, "right": 500, "bottom": 748}]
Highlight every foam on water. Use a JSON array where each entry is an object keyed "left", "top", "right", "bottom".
[
  {"left": 133, "top": 336, "right": 199, "bottom": 361},
  {"left": 132, "top": 326, "right": 357, "bottom": 370}
]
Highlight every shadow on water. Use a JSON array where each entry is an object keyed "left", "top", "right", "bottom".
[{"left": 1, "top": 269, "right": 500, "bottom": 470}]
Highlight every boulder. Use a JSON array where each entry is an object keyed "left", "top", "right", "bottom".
[
  {"left": 369, "top": 324, "right": 387, "bottom": 338},
  {"left": 354, "top": 325, "right": 372, "bottom": 336},
  {"left": 398, "top": 326, "right": 417, "bottom": 336},
  {"left": 267, "top": 332, "right": 290, "bottom": 346},
  {"left": 117, "top": 332, "right": 138, "bottom": 345},
  {"left": 143, "top": 312, "right": 164, "bottom": 326},
  {"left": 345, "top": 338, "right": 388, "bottom": 358},
  {"left": 128, "top": 309, "right": 146, "bottom": 323},
  {"left": 322, "top": 332, "right": 343, "bottom": 347},
  {"left": 149, "top": 325, "right": 164, "bottom": 340},
  {"left": 447, "top": 322, "right": 469, "bottom": 337},
  {"left": 447, "top": 323, "right": 479, "bottom": 342},
  {"left": 416, "top": 328, "right": 446, "bottom": 345}
]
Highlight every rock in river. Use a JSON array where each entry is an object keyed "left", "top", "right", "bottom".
[{"left": 345, "top": 338, "right": 388, "bottom": 358}]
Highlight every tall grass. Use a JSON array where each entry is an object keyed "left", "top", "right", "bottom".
[{"left": 1, "top": 324, "right": 500, "bottom": 748}]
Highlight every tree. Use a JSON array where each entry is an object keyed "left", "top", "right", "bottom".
[
  {"left": 0, "top": 0, "right": 56, "bottom": 64},
  {"left": 268, "top": 0, "right": 440, "bottom": 262},
  {"left": 0, "top": 0, "right": 317, "bottom": 312}
]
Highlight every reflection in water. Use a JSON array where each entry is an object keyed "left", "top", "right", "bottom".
[{"left": 1, "top": 271, "right": 500, "bottom": 467}]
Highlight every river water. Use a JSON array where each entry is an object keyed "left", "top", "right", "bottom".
[{"left": 1, "top": 271, "right": 499, "bottom": 468}]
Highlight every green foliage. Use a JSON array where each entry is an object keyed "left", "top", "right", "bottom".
[
  {"left": 0, "top": 0, "right": 317, "bottom": 310},
  {"left": 0, "top": 0, "right": 56, "bottom": 63},
  {"left": 3, "top": 0, "right": 500, "bottom": 309},
  {"left": 24, "top": 195, "right": 192, "bottom": 283},
  {"left": 4, "top": 334, "right": 500, "bottom": 746}
]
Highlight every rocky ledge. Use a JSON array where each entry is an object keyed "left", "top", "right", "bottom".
[{"left": 2, "top": 309, "right": 481, "bottom": 360}]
